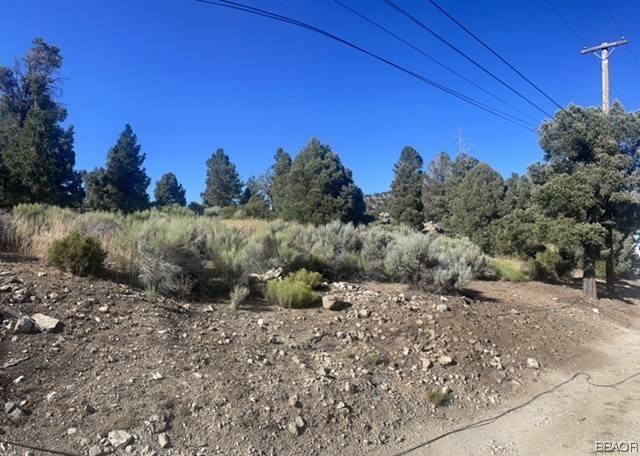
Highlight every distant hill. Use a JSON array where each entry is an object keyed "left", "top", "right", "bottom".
[{"left": 364, "top": 191, "right": 392, "bottom": 214}]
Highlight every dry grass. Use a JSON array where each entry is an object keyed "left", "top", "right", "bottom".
[{"left": 221, "top": 218, "right": 271, "bottom": 237}]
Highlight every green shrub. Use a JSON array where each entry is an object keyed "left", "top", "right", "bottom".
[
  {"left": 48, "top": 232, "right": 106, "bottom": 276},
  {"left": 526, "top": 247, "right": 575, "bottom": 282},
  {"left": 264, "top": 279, "right": 319, "bottom": 308},
  {"left": 287, "top": 268, "right": 323, "bottom": 290},
  {"left": 490, "top": 258, "right": 528, "bottom": 282},
  {"left": 384, "top": 232, "right": 487, "bottom": 292},
  {"left": 241, "top": 221, "right": 311, "bottom": 274},
  {"left": 230, "top": 285, "right": 251, "bottom": 310}
]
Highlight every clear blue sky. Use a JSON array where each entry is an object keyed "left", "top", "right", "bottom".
[{"left": 2, "top": 1, "right": 639, "bottom": 203}]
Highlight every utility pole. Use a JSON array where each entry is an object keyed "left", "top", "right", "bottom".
[
  {"left": 581, "top": 38, "right": 628, "bottom": 296},
  {"left": 581, "top": 39, "right": 628, "bottom": 113}
]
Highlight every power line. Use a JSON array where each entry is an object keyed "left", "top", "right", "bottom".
[
  {"left": 546, "top": 0, "right": 624, "bottom": 103},
  {"left": 425, "top": 0, "right": 566, "bottom": 114},
  {"left": 600, "top": 0, "right": 640, "bottom": 74},
  {"left": 195, "top": 0, "right": 538, "bottom": 131},
  {"left": 332, "top": 0, "right": 539, "bottom": 124},
  {"left": 384, "top": 0, "right": 554, "bottom": 119}
]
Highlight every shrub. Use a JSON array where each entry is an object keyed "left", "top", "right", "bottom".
[
  {"left": 264, "top": 279, "right": 319, "bottom": 308},
  {"left": 427, "top": 387, "right": 448, "bottom": 407},
  {"left": 241, "top": 221, "right": 310, "bottom": 274},
  {"left": 384, "top": 232, "right": 487, "bottom": 292},
  {"left": 230, "top": 285, "right": 251, "bottom": 310},
  {"left": 526, "top": 246, "right": 575, "bottom": 282},
  {"left": 490, "top": 258, "right": 528, "bottom": 282},
  {"left": 48, "top": 231, "right": 106, "bottom": 276},
  {"left": 287, "top": 268, "right": 323, "bottom": 290}
]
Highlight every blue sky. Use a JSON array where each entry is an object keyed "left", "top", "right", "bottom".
[{"left": 2, "top": 1, "right": 639, "bottom": 203}]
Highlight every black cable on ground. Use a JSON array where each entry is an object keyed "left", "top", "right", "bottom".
[
  {"left": 0, "top": 437, "right": 82, "bottom": 456},
  {"left": 393, "top": 369, "right": 640, "bottom": 456}
]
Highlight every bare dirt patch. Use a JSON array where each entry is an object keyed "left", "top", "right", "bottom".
[{"left": 0, "top": 256, "right": 638, "bottom": 456}]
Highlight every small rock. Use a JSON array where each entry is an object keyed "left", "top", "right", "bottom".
[
  {"left": 37, "top": 272, "right": 47, "bottom": 278},
  {"left": 527, "top": 358, "right": 540, "bottom": 369},
  {"left": 322, "top": 295, "right": 350, "bottom": 311},
  {"left": 5, "top": 401, "right": 27, "bottom": 418},
  {"left": 88, "top": 446, "right": 103, "bottom": 456},
  {"left": 46, "top": 392, "right": 59, "bottom": 402},
  {"left": 438, "top": 356, "right": 455, "bottom": 367},
  {"left": 158, "top": 432, "right": 171, "bottom": 449},
  {"left": 67, "top": 428, "right": 77, "bottom": 436},
  {"left": 435, "top": 304, "right": 449, "bottom": 313},
  {"left": 98, "top": 306, "right": 109, "bottom": 313},
  {"left": 108, "top": 430, "right": 133, "bottom": 449},
  {"left": 13, "top": 376, "right": 25, "bottom": 384},
  {"left": 358, "top": 309, "right": 370, "bottom": 318},
  {"left": 288, "top": 395, "right": 301, "bottom": 408},
  {"left": 31, "top": 313, "right": 61, "bottom": 332},
  {"left": 592, "top": 308, "right": 600, "bottom": 315},
  {"left": 257, "top": 318, "right": 266, "bottom": 327},
  {"left": 152, "top": 372, "right": 164, "bottom": 381},
  {"left": 13, "top": 316, "right": 35, "bottom": 334},
  {"left": 420, "top": 358, "right": 432, "bottom": 370}
]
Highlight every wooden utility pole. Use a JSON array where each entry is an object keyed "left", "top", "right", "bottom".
[
  {"left": 581, "top": 39, "right": 628, "bottom": 113},
  {"left": 581, "top": 38, "right": 628, "bottom": 296}
]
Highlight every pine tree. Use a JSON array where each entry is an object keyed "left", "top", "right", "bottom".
[
  {"left": 277, "top": 138, "right": 366, "bottom": 225},
  {"left": 389, "top": 146, "right": 424, "bottom": 229},
  {"left": 0, "top": 38, "right": 83, "bottom": 206},
  {"left": 86, "top": 124, "right": 150, "bottom": 213},
  {"left": 448, "top": 163, "right": 505, "bottom": 253},
  {"left": 270, "top": 147, "right": 292, "bottom": 215},
  {"left": 422, "top": 151, "right": 453, "bottom": 224},
  {"left": 154, "top": 172, "right": 186, "bottom": 207},
  {"left": 535, "top": 103, "right": 640, "bottom": 299},
  {"left": 201, "top": 148, "right": 242, "bottom": 207}
]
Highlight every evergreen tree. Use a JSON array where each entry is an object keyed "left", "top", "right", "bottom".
[
  {"left": 154, "top": 172, "right": 186, "bottom": 207},
  {"left": 389, "top": 146, "right": 424, "bottom": 229},
  {"left": 448, "top": 163, "right": 505, "bottom": 253},
  {"left": 0, "top": 38, "right": 83, "bottom": 206},
  {"left": 277, "top": 138, "right": 366, "bottom": 225},
  {"left": 202, "top": 148, "right": 242, "bottom": 207},
  {"left": 86, "top": 124, "right": 150, "bottom": 213},
  {"left": 270, "top": 147, "right": 292, "bottom": 215},
  {"left": 535, "top": 103, "right": 640, "bottom": 299},
  {"left": 422, "top": 151, "right": 453, "bottom": 224}
]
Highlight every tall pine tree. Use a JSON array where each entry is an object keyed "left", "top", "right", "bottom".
[
  {"left": 389, "top": 146, "right": 424, "bottom": 229},
  {"left": 202, "top": 148, "right": 242, "bottom": 207},
  {"left": 154, "top": 172, "right": 186, "bottom": 207},
  {"left": 0, "top": 38, "right": 83, "bottom": 206},
  {"left": 86, "top": 124, "right": 150, "bottom": 213}
]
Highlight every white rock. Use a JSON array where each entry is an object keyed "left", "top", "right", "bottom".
[
  {"left": 108, "top": 430, "right": 133, "bottom": 449},
  {"left": 46, "top": 391, "right": 59, "bottom": 402},
  {"left": 31, "top": 313, "right": 61, "bottom": 332},
  {"left": 13, "top": 376, "right": 24, "bottom": 384},
  {"left": 322, "top": 295, "right": 350, "bottom": 311},
  {"left": 152, "top": 372, "right": 164, "bottom": 381},
  {"left": 158, "top": 432, "right": 171, "bottom": 448},
  {"left": 592, "top": 308, "right": 600, "bottom": 314},
  {"left": 436, "top": 303, "right": 450, "bottom": 312},
  {"left": 438, "top": 356, "right": 454, "bottom": 366},
  {"left": 527, "top": 358, "right": 540, "bottom": 369}
]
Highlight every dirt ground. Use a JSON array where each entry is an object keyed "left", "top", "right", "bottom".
[{"left": 0, "top": 254, "right": 638, "bottom": 456}]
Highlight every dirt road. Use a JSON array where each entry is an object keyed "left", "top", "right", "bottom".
[{"left": 394, "top": 325, "right": 640, "bottom": 456}]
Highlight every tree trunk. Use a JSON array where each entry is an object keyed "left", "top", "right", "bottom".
[
  {"left": 605, "top": 224, "right": 615, "bottom": 294},
  {"left": 583, "top": 244, "right": 598, "bottom": 300}
]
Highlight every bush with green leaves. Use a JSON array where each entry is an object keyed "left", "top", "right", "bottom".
[
  {"left": 287, "top": 268, "right": 323, "bottom": 290},
  {"left": 490, "top": 258, "right": 528, "bottom": 282},
  {"left": 526, "top": 246, "right": 576, "bottom": 282},
  {"left": 240, "top": 221, "right": 311, "bottom": 274},
  {"left": 48, "top": 232, "right": 106, "bottom": 276},
  {"left": 384, "top": 232, "right": 487, "bottom": 292},
  {"left": 230, "top": 285, "right": 251, "bottom": 310},
  {"left": 264, "top": 278, "right": 319, "bottom": 309}
]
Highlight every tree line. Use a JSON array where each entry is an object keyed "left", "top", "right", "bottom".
[{"left": 1, "top": 39, "right": 639, "bottom": 299}]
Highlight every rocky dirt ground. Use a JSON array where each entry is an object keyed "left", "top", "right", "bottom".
[{"left": 0, "top": 254, "right": 638, "bottom": 456}]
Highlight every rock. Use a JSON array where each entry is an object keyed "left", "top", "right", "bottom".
[
  {"left": 36, "top": 272, "right": 47, "bottom": 278},
  {"left": 288, "top": 394, "right": 301, "bottom": 408},
  {"left": 46, "top": 392, "right": 59, "bottom": 402},
  {"left": 257, "top": 318, "right": 266, "bottom": 327},
  {"left": 67, "top": 428, "right": 77, "bottom": 435},
  {"left": 5, "top": 401, "right": 27, "bottom": 418},
  {"left": 31, "top": 313, "right": 61, "bottom": 332},
  {"left": 152, "top": 372, "right": 164, "bottom": 381},
  {"left": 420, "top": 358, "right": 432, "bottom": 370},
  {"left": 98, "top": 306, "right": 109, "bottom": 313},
  {"left": 437, "top": 356, "right": 455, "bottom": 367},
  {"left": 322, "top": 295, "right": 350, "bottom": 311},
  {"left": 358, "top": 309, "right": 370, "bottom": 318},
  {"left": 13, "top": 316, "right": 35, "bottom": 334},
  {"left": 435, "top": 303, "right": 449, "bottom": 313},
  {"left": 250, "top": 268, "right": 283, "bottom": 283},
  {"left": 592, "top": 308, "right": 600, "bottom": 315},
  {"left": 88, "top": 446, "right": 104, "bottom": 456},
  {"left": 527, "top": 358, "right": 540, "bottom": 369},
  {"left": 108, "top": 430, "right": 133, "bottom": 449},
  {"left": 158, "top": 432, "right": 171, "bottom": 448},
  {"left": 13, "top": 375, "right": 25, "bottom": 384}
]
